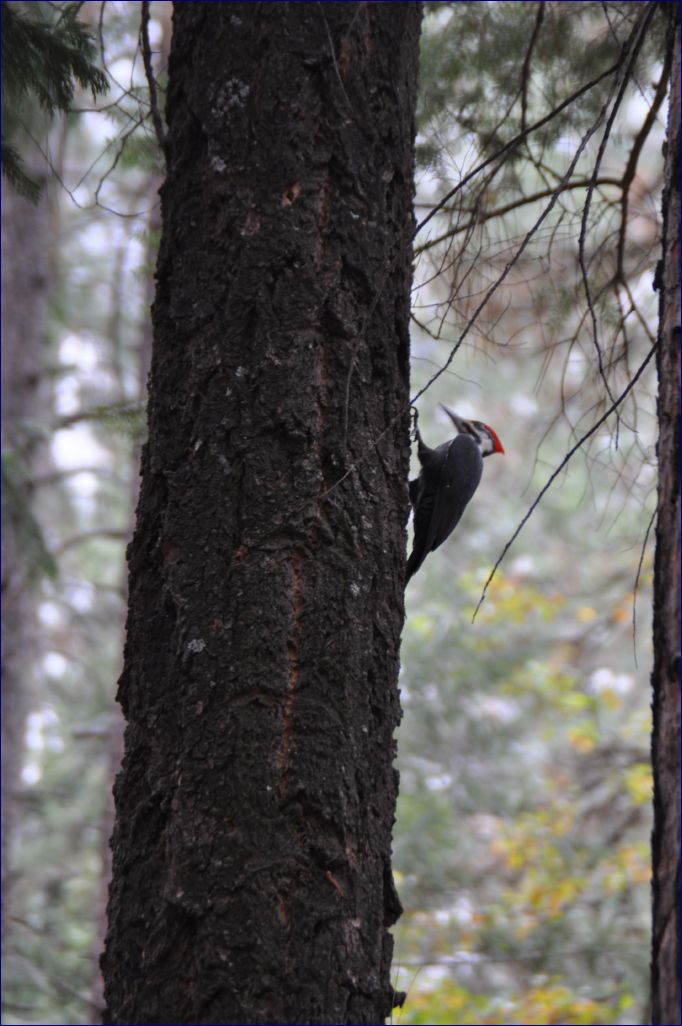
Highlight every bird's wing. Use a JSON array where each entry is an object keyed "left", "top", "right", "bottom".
[
  {"left": 405, "top": 462, "right": 438, "bottom": 581},
  {"left": 407, "top": 456, "right": 441, "bottom": 577},
  {"left": 423, "top": 434, "right": 483, "bottom": 555}
]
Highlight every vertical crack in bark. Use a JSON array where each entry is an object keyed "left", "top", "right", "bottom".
[
  {"left": 278, "top": 549, "right": 304, "bottom": 795},
  {"left": 315, "top": 179, "right": 331, "bottom": 269}
]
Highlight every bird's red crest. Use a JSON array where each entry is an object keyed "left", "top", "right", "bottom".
[{"left": 482, "top": 423, "right": 505, "bottom": 454}]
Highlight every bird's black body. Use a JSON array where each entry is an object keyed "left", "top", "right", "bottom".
[
  {"left": 406, "top": 434, "right": 482, "bottom": 581},
  {"left": 406, "top": 408, "right": 503, "bottom": 582}
]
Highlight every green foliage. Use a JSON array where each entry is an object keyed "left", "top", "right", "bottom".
[
  {"left": 2, "top": 2, "right": 108, "bottom": 115},
  {"left": 117, "top": 129, "right": 164, "bottom": 174},
  {"left": 63, "top": 402, "right": 148, "bottom": 444},
  {"left": 417, "top": 1, "right": 666, "bottom": 173},
  {"left": 2, "top": 451, "right": 58, "bottom": 582},
  {"left": 1, "top": 137, "right": 41, "bottom": 201},
  {"left": 1, "top": 1, "right": 108, "bottom": 199}
]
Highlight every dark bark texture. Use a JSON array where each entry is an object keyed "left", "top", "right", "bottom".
[
  {"left": 650, "top": 8, "right": 680, "bottom": 1026},
  {"left": 89, "top": 177, "right": 161, "bottom": 1026},
  {"left": 102, "top": 4, "right": 421, "bottom": 1024}
]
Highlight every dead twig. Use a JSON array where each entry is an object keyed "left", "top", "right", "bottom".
[{"left": 140, "top": 0, "right": 167, "bottom": 151}]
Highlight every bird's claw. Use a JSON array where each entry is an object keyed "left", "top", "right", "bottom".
[{"left": 409, "top": 405, "right": 420, "bottom": 442}]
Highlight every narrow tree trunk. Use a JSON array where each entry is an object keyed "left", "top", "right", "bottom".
[
  {"left": 0, "top": 173, "right": 53, "bottom": 970},
  {"left": 102, "top": 4, "right": 421, "bottom": 1024},
  {"left": 650, "top": 8, "right": 680, "bottom": 1026}
]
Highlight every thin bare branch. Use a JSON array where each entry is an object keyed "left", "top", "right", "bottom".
[
  {"left": 53, "top": 529, "right": 129, "bottom": 558},
  {"left": 409, "top": 61, "right": 627, "bottom": 412},
  {"left": 520, "top": 3, "right": 545, "bottom": 133},
  {"left": 415, "top": 178, "right": 622, "bottom": 256},
  {"left": 472, "top": 341, "right": 658, "bottom": 622},
  {"left": 141, "top": 1, "right": 167, "bottom": 150},
  {"left": 577, "top": 1, "right": 656, "bottom": 408},
  {"left": 632, "top": 503, "right": 657, "bottom": 667},
  {"left": 54, "top": 403, "right": 145, "bottom": 431},
  {"left": 32, "top": 467, "right": 114, "bottom": 488},
  {"left": 21, "top": 121, "right": 150, "bottom": 218},
  {"left": 615, "top": 51, "right": 672, "bottom": 283},
  {"left": 415, "top": 57, "right": 622, "bottom": 237},
  {"left": 620, "top": 277, "right": 657, "bottom": 346}
]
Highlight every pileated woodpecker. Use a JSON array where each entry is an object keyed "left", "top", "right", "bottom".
[{"left": 406, "top": 406, "right": 504, "bottom": 582}]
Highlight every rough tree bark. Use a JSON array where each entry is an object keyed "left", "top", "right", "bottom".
[
  {"left": 102, "top": 4, "right": 421, "bottom": 1024},
  {"left": 89, "top": 180, "right": 159, "bottom": 1026},
  {"left": 650, "top": 7, "right": 680, "bottom": 1026}
]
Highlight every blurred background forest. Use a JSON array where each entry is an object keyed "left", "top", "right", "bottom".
[{"left": 2, "top": 2, "right": 668, "bottom": 1024}]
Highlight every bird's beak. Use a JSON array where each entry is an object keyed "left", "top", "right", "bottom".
[{"left": 440, "top": 405, "right": 467, "bottom": 434}]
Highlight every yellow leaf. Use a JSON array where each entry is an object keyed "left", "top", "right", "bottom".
[
  {"left": 600, "top": 687, "right": 622, "bottom": 710},
  {"left": 624, "top": 764, "right": 653, "bottom": 805},
  {"left": 568, "top": 725, "right": 596, "bottom": 752}
]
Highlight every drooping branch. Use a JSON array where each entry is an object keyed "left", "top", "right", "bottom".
[
  {"left": 472, "top": 340, "right": 658, "bottom": 622},
  {"left": 614, "top": 49, "right": 672, "bottom": 285},
  {"left": 21, "top": 119, "right": 150, "bottom": 218},
  {"left": 577, "top": 1, "right": 656, "bottom": 407},
  {"left": 414, "top": 57, "right": 622, "bottom": 236},
  {"left": 318, "top": 4, "right": 659, "bottom": 525},
  {"left": 409, "top": 46, "right": 631, "bottom": 412},
  {"left": 519, "top": 3, "right": 545, "bottom": 133},
  {"left": 53, "top": 402, "right": 145, "bottom": 431},
  {"left": 318, "top": 77, "right": 640, "bottom": 512},
  {"left": 414, "top": 178, "right": 623, "bottom": 257}
]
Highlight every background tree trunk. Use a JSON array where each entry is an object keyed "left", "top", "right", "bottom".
[
  {"left": 102, "top": 4, "right": 421, "bottom": 1024},
  {"left": 1, "top": 171, "right": 54, "bottom": 969},
  {"left": 650, "top": 8, "right": 680, "bottom": 1026}
]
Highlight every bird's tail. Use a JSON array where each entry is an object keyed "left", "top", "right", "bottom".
[{"left": 405, "top": 545, "right": 426, "bottom": 584}]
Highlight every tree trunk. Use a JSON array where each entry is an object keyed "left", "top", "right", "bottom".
[
  {"left": 0, "top": 172, "right": 54, "bottom": 972},
  {"left": 650, "top": 7, "right": 680, "bottom": 1026},
  {"left": 89, "top": 177, "right": 160, "bottom": 1026},
  {"left": 102, "top": 4, "right": 421, "bottom": 1024}
]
